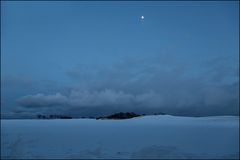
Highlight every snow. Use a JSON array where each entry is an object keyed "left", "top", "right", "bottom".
[{"left": 1, "top": 115, "right": 239, "bottom": 159}]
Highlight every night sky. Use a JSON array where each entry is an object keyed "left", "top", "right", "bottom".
[{"left": 1, "top": 1, "right": 239, "bottom": 118}]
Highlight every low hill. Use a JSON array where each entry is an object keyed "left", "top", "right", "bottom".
[{"left": 96, "top": 112, "right": 141, "bottom": 120}]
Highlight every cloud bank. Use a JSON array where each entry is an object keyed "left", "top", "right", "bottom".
[
  {"left": 17, "top": 84, "right": 239, "bottom": 117},
  {"left": 12, "top": 54, "right": 240, "bottom": 118}
]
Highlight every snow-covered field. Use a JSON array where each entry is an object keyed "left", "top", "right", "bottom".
[{"left": 1, "top": 115, "right": 239, "bottom": 159}]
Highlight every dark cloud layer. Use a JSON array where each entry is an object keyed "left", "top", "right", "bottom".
[{"left": 15, "top": 55, "right": 239, "bottom": 118}]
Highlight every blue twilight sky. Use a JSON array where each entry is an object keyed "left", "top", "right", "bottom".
[{"left": 1, "top": 1, "right": 239, "bottom": 118}]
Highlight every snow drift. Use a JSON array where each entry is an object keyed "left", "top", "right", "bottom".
[{"left": 1, "top": 115, "right": 239, "bottom": 159}]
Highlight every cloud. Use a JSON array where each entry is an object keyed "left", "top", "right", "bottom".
[
  {"left": 17, "top": 84, "right": 239, "bottom": 117},
  {"left": 17, "top": 89, "right": 155, "bottom": 108},
  {"left": 14, "top": 54, "right": 239, "bottom": 117},
  {"left": 17, "top": 93, "right": 68, "bottom": 107},
  {"left": 16, "top": 89, "right": 165, "bottom": 117}
]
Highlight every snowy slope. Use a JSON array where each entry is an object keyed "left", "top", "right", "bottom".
[{"left": 1, "top": 115, "right": 239, "bottom": 159}]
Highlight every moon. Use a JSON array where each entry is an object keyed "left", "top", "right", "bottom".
[{"left": 141, "top": 16, "right": 144, "bottom": 20}]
